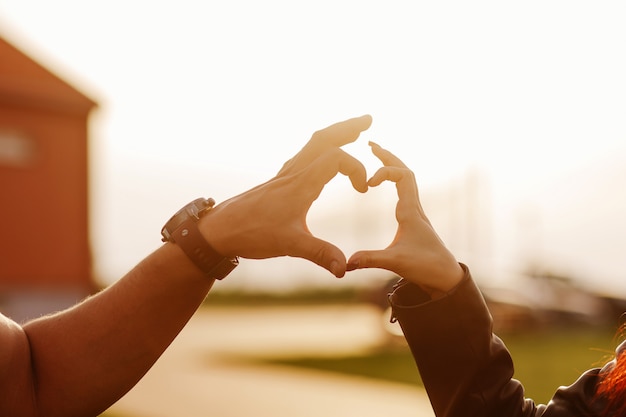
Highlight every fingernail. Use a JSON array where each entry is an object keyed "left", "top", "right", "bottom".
[{"left": 330, "top": 260, "right": 341, "bottom": 277}]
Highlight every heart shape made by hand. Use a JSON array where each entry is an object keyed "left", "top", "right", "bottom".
[{"left": 307, "top": 169, "right": 398, "bottom": 266}]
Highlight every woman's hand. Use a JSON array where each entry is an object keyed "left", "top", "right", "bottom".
[{"left": 347, "top": 142, "right": 464, "bottom": 297}]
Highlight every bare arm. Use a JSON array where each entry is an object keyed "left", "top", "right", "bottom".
[
  {"left": 19, "top": 244, "right": 212, "bottom": 417},
  {"left": 0, "top": 115, "right": 372, "bottom": 417}
]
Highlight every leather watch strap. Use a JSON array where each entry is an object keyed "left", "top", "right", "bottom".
[{"left": 169, "top": 217, "right": 238, "bottom": 280}]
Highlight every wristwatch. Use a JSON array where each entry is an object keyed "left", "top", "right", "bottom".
[{"left": 161, "top": 197, "right": 239, "bottom": 280}]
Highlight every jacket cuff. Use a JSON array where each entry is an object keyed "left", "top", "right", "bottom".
[{"left": 388, "top": 263, "right": 472, "bottom": 309}]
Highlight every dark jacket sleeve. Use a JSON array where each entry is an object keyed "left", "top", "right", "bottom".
[{"left": 388, "top": 264, "right": 606, "bottom": 417}]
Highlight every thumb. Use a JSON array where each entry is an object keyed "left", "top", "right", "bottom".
[
  {"left": 292, "top": 235, "right": 347, "bottom": 278},
  {"left": 346, "top": 249, "right": 392, "bottom": 273}
]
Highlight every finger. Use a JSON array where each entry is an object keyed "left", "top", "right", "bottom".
[
  {"left": 368, "top": 141, "right": 408, "bottom": 169},
  {"left": 280, "top": 115, "right": 372, "bottom": 175},
  {"left": 367, "top": 165, "right": 411, "bottom": 186},
  {"left": 310, "top": 114, "right": 373, "bottom": 149},
  {"left": 368, "top": 166, "right": 418, "bottom": 201},
  {"left": 367, "top": 165, "right": 429, "bottom": 224},
  {"left": 346, "top": 249, "right": 395, "bottom": 273},
  {"left": 300, "top": 148, "right": 369, "bottom": 195},
  {"left": 367, "top": 141, "right": 425, "bottom": 210},
  {"left": 291, "top": 234, "right": 348, "bottom": 278}
]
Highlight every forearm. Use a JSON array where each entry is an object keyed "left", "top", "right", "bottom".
[
  {"left": 390, "top": 265, "right": 536, "bottom": 417},
  {"left": 22, "top": 243, "right": 214, "bottom": 417}
]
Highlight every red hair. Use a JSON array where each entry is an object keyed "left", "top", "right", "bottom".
[
  {"left": 597, "top": 353, "right": 626, "bottom": 415},
  {"left": 596, "top": 326, "right": 626, "bottom": 416}
]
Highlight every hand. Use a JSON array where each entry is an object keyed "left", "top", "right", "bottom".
[
  {"left": 347, "top": 142, "right": 464, "bottom": 296},
  {"left": 202, "top": 115, "right": 372, "bottom": 278}
]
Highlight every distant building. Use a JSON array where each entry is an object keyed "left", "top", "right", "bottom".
[{"left": 0, "top": 35, "right": 98, "bottom": 322}]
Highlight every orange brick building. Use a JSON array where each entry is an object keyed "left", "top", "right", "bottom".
[{"left": 0, "top": 35, "right": 97, "bottom": 321}]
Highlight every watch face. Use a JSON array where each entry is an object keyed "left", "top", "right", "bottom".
[
  {"left": 161, "top": 210, "right": 188, "bottom": 241},
  {"left": 161, "top": 198, "right": 215, "bottom": 242}
]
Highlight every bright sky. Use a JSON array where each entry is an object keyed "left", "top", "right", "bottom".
[{"left": 1, "top": 1, "right": 625, "bottom": 294}]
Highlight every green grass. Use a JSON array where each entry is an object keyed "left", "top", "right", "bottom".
[
  {"left": 257, "top": 327, "right": 617, "bottom": 405},
  {"left": 501, "top": 328, "right": 616, "bottom": 403},
  {"left": 264, "top": 346, "right": 424, "bottom": 386}
]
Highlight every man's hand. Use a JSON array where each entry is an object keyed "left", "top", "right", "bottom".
[{"left": 202, "top": 115, "right": 372, "bottom": 277}]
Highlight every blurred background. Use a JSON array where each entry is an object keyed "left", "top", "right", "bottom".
[
  {"left": 2, "top": 0, "right": 625, "bottom": 294},
  {"left": 1, "top": 1, "right": 625, "bottom": 415}
]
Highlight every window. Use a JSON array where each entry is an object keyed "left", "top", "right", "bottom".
[{"left": 0, "top": 130, "right": 37, "bottom": 167}]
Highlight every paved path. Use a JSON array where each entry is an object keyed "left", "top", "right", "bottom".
[{"left": 108, "top": 304, "right": 435, "bottom": 417}]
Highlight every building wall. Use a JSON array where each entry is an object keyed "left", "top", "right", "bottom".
[
  {"left": 0, "top": 102, "right": 91, "bottom": 289},
  {"left": 0, "top": 35, "right": 97, "bottom": 321}
]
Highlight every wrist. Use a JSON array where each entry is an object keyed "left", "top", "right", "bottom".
[
  {"left": 196, "top": 203, "right": 232, "bottom": 257},
  {"left": 157, "top": 241, "right": 216, "bottom": 286},
  {"left": 161, "top": 198, "right": 238, "bottom": 280},
  {"left": 405, "top": 255, "right": 464, "bottom": 299},
  {"left": 435, "top": 260, "right": 464, "bottom": 290}
]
